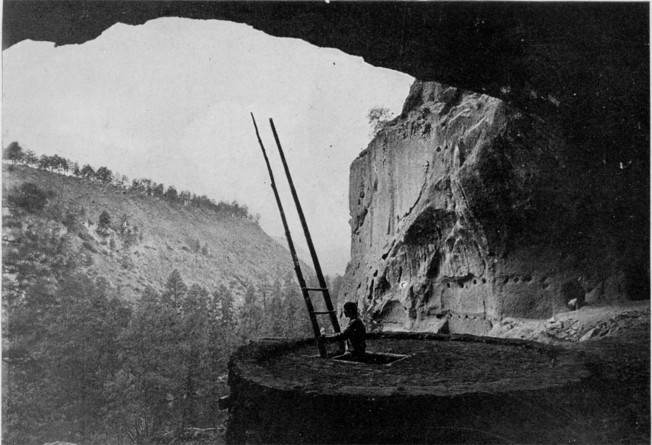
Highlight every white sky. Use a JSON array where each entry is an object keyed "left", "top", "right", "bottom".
[{"left": 2, "top": 17, "right": 413, "bottom": 275}]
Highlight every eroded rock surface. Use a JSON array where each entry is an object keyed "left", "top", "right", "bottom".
[{"left": 340, "top": 81, "right": 647, "bottom": 335}]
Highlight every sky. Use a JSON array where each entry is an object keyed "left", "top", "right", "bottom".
[{"left": 2, "top": 17, "right": 413, "bottom": 275}]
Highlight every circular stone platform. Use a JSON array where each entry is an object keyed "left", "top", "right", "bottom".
[
  {"left": 254, "top": 334, "right": 588, "bottom": 397},
  {"left": 225, "top": 332, "right": 622, "bottom": 444}
]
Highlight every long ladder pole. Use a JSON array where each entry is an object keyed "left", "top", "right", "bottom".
[
  {"left": 250, "top": 114, "right": 326, "bottom": 357},
  {"left": 269, "top": 119, "right": 344, "bottom": 350}
]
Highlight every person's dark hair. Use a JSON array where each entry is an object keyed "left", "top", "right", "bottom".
[{"left": 343, "top": 302, "right": 357, "bottom": 313}]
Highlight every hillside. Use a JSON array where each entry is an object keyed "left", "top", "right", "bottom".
[
  {"left": 2, "top": 164, "right": 301, "bottom": 301},
  {"left": 2, "top": 163, "right": 321, "bottom": 444}
]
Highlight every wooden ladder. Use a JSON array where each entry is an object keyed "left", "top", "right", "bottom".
[{"left": 251, "top": 114, "right": 344, "bottom": 358}]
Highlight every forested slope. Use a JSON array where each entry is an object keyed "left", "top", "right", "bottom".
[
  {"left": 3, "top": 164, "right": 298, "bottom": 301},
  {"left": 2, "top": 163, "right": 340, "bottom": 444}
]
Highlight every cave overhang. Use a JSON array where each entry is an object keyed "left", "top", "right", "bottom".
[
  {"left": 4, "top": 2, "right": 648, "bottom": 132},
  {"left": 4, "top": 1, "right": 648, "bottom": 243}
]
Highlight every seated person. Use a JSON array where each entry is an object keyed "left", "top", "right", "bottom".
[{"left": 321, "top": 302, "right": 366, "bottom": 361}]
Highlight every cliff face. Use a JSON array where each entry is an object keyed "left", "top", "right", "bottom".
[{"left": 340, "top": 81, "right": 646, "bottom": 335}]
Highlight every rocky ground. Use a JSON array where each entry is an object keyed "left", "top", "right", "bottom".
[{"left": 488, "top": 300, "right": 649, "bottom": 344}]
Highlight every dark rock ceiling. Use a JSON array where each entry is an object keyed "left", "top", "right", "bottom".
[
  {"left": 3, "top": 1, "right": 649, "bottom": 191},
  {"left": 3, "top": 2, "right": 648, "bottom": 100}
]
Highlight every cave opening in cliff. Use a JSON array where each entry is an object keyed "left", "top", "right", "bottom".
[{"left": 4, "top": 3, "right": 648, "bottom": 444}]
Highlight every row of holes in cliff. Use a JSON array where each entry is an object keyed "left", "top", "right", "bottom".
[
  {"left": 365, "top": 273, "right": 544, "bottom": 307},
  {"left": 363, "top": 274, "right": 491, "bottom": 306}
]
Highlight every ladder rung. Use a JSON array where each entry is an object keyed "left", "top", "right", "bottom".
[
  {"left": 313, "top": 310, "right": 336, "bottom": 315},
  {"left": 303, "top": 287, "right": 329, "bottom": 292}
]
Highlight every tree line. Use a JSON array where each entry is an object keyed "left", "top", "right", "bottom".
[
  {"left": 3, "top": 186, "right": 343, "bottom": 444},
  {"left": 3, "top": 231, "right": 323, "bottom": 444},
  {"left": 3, "top": 141, "right": 258, "bottom": 222}
]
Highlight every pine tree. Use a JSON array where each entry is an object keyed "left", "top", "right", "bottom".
[
  {"left": 117, "top": 285, "right": 179, "bottom": 441},
  {"left": 179, "top": 284, "right": 211, "bottom": 428},
  {"left": 258, "top": 280, "right": 271, "bottom": 335},
  {"left": 162, "top": 269, "right": 187, "bottom": 307},
  {"left": 238, "top": 283, "right": 263, "bottom": 341},
  {"left": 99, "top": 210, "right": 112, "bottom": 229},
  {"left": 5, "top": 269, "right": 129, "bottom": 444},
  {"left": 367, "top": 106, "right": 394, "bottom": 137},
  {"left": 80, "top": 164, "right": 95, "bottom": 180},
  {"left": 8, "top": 182, "right": 50, "bottom": 213},
  {"left": 204, "top": 290, "right": 224, "bottom": 422},
  {"left": 165, "top": 185, "right": 179, "bottom": 202},
  {"left": 95, "top": 166, "right": 114, "bottom": 184},
  {"left": 3, "top": 141, "right": 24, "bottom": 164},
  {"left": 268, "top": 278, "right": 285, "bottom": 336},
  {"left": 45, "top": 273, "right": 127, "bottom": 442},
  {"left": 282, "top": 275, "right": 312, "bottom": 337},
  {"left": 216, "top": 285, "right": 235, "bottom": 332},
  {"left": 24, "top": 149, "right": 38, "bottom": 166}
]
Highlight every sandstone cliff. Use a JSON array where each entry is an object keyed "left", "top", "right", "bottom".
[{"left": 340, "top": 81, "right": 646, "bottom": 335}]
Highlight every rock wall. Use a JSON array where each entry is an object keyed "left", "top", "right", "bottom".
[{"left": 340, "top": 81, "right": 647, "bottom": 335}]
